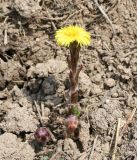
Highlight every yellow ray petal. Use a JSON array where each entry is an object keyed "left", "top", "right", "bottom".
[{"left": 55, "top": 26, "right": 91, "bottom": 47}]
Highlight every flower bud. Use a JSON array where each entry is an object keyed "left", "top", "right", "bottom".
[
  {"left": 66, "top": 115, "right": 78, "bottom": 133},
  {"left": 34, "top": 127, "right": 51, "bottom": 143}
]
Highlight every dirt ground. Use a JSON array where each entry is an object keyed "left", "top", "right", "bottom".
[{"left": 0, "top": 0, "right": 137, "bottom": 160}]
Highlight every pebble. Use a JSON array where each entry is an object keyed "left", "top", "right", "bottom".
[
  {"left": 112, "top": 92, "right": 118, "bottom": 98},
  {"left": 105, "top": 78, "right": 116, "bottom": 88}
]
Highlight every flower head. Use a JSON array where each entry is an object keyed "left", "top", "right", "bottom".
[
  {"left": 55, "top": 26, "right": 90, "bottom": 47},
  {"left": 66, "top": 115, "right": 78, "bottom": 133},
  {"left": 34, "top": 127, "right": 51, "bottom": 143}
]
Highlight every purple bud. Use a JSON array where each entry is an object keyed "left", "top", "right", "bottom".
[
  {"left": 66, "top": 115, "right": 78, "bottom": 133},
  {"left": 34, "top": 127, "right": 51, "bottom": 143}
]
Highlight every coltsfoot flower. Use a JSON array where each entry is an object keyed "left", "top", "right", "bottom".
[
  {"left": 66, "top": 115, "right": 78, "bottom": 133},
  {"left": 55, "top": 26, "right": 91, "bottom": 46},
  {"left": 34, "top": 127, "right": 51, "bottom": 143}
]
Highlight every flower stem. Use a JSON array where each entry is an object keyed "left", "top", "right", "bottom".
[{"left": 67, "top": 42, "right": 82, "bottom": 105}]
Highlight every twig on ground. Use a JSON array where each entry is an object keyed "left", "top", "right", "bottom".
[
  {"left": 34, "top": 101, "right": 43, "bottom": 126},
  {"left": 127, "top": 0, "right": 137, "bottom": 14},
  {"left": 62, "top": 9, "right": 83, "bottom": 25},
  {"left": 109, "top": 124, "right": 116, "bottom": 149},
  {"left": 75, "top": 146, "right": 92, "bottom": 160},
  {"left": 4, "top": 24, "right": 8, "bottom": 45},
  {"left": 38, "top": 15, "right": 67, "bottom": 21},
  {"left": 46, "top": 128, "right": 57, "bottom": 142},
  {"left": 45, "top": 39, "right": 57, "bottom": 49},
  {"left": 49, "top": 151, "right": 67, "bottom": 160},
  {"left": 2, "top": 16, "right": 8, "bottom": 25},
  {"left": 118, "top": 107, "right": 137, "bottom": 142},
  {"left": 112, "top": 118, "right": 121, "bottom": 160},
  {"left": 41, "top": 102, "right": 45, "bottom": 118},
  {"left": 122, "top": 50, "right": 137, "bottom": 58},
  {"left": 18, "top": 21, "right": 26, "bottom": 38},
  {"left": 54, "top": 102, "right": 64, "bottom": 108},
  {"left": 131, "top": 75, "right": 137, "bottom": 95},
  {"left": 12, "top": 80, "right": 25, "bottom": 83},
  {"left": 89, "top": 135, "right": 98, "bottom": 160},
  {"left": 34, "top": 101, "right": 56, "bottom": 142},
  {"left": 93, "top": 0, "right": 116, "bottom": 35},
  {"left": 107, "top": 0, "right": 119, "bottom": 15},
  {"left": 16, "top": 52, "right": 25, "bottom": 66},
  {"left": 46, "top": 9, "right": 57, "bottom": 31}
]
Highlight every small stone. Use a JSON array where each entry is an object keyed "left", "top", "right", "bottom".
[
  {"left": 122, "top": 75, "right": 130, "bottom": 80},
  {"left": 106, "top": 99, "right": 110, "bottom": 104},
  {"left": 25, "top": 60, "right": 33, "bottom": 67},
  {"left": 105, "top": 78, "right": 115, "bottom": 88},
  {"left": 36, "top": 38, "right": 40, "bottom": 42},
  {"left": 108, "top": 65, "right": 114, "bottom": 71},
  {"left": 112, "top": 92, "right": 118, "bottom": 98}
]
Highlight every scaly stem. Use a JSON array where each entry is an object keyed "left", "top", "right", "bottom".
[{"left": 67, "top": 42, "right": 82, "bottom": 104}]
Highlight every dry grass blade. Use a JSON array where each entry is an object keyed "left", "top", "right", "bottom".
[
  {"left": 62, "top": 9, "right": 83, "bottom": 25},
  {"left": 49, "top": 151, "right": 67, "bottom": 160},
  {"left": 34, "top": 101, "right": 43, "bottom": 126},
  {"left": 89, "top": 135, "right": 98, "bottom": 160},
  {"left": 93, "top": 0, "right": 116, "bottom": 35},
  {"left": 119, "top": 107, "right": 137, "bottom": 142},
  {"left": 46, "top": 8, "right": 57, "bottom": 31},
  {"left": 112, "top": 118, "right": 121, "bottom": 160}
]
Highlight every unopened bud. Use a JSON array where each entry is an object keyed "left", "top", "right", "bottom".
[
  {"left": 34, "top": 127, "right": 51, "bottom": 143},
  {"left": 66, "top": 115, "right": 78, "bottom": 133}
]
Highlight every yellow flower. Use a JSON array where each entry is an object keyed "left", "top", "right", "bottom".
[{"left": 55, "top": 26, "right": 91, "bottom": 47}]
